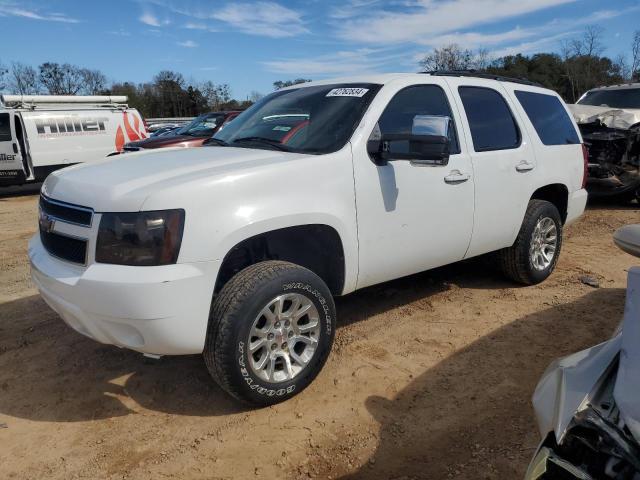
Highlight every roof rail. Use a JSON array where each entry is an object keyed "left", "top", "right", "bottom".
[
  {"left": 423, "top": 70, "right": 542, "bottom": 87},
  {"left": 1, "top": 95, "right": 128, "bottom": 109}
]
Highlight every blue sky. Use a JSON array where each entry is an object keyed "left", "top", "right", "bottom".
[{"left": 1, "top": 0, "right": 639, "bottom": 99}]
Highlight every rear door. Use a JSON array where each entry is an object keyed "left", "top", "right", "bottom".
[
  {"left": 445, "top": 78, "right": 537, "bottom": 258},
  {"left": 0, "top": 112, "right": 26, "bottom": 184}
]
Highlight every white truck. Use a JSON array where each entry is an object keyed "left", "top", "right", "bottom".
[
  {"left": 29, "top": 72, "right": 588, "bottom": 405},
  {"left": 0, "top": 95, "right": 147, "bottom": 186}
]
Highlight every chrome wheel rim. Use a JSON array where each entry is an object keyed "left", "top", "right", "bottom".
[
  {"left": 247, "top": 293, "right": 320, "bottom": 383},
  {"left": 530, "top": 217, "right": 557, "bottom": 271}
]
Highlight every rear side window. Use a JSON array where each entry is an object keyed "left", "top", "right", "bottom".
[
  {"left": 0, "top": 113, "right": 11, "bottom": 142},
  {"left": 515, "top": 90, "right": 580, "bottom": 145},
  {"left": 458, "top": 86, "right": 520, "bottom": 152}
]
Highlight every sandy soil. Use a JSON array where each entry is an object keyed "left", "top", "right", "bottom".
[{"left": 0, "top": 191, "right": 637, "bottom": 480}]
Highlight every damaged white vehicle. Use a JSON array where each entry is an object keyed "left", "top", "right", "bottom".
[
  {"left": 526, "top": 224, "right": 640, "bottom": 479},
  {"left": 568, "top": 84, "right": 640, "bottom": 201}
]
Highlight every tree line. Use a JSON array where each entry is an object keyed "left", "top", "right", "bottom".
[
  {"left": 1, "top": 25, "right": 638, "bottom": 116},
  {"left": 0, "top": 62, "right": 261, "bottom": 117},
  {"left": 419, "top": 26, "right": 640, "bottom": 103}
]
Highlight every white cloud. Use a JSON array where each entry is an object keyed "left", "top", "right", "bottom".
[
  {"left": 139, "top": 11, "right": 169, "bottom": 27},
  {"left": 184, "top": 22, "right": 206, "bottom": 29},
  {"left": 213, "top": 2, "right": 308, "bottom": 38},
  {"left": 333, "top": 0, "right": 578, "bottom": 45},
  {"left": 177, "top": 40, "right": 198, "bottom": 48},
  {"left": 263, "top": 47, "right": 405, "bottom": 76},
  {"left": 0, "top": 3, "right": 79, "bottom": 23}
]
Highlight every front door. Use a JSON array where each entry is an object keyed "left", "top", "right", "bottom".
[
  {"left": 353, "top": 82, "right": 475, "bottom": 289},
  {"left": 0, "top": 112, "right": 26, "bottom": 184}
]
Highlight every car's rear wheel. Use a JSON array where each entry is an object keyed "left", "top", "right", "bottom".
[
  {"left": 204, "top": 261, "right": 335, "bottom": 406},
  {"left": 498, "top": 199, "right": 562, "bottom": 285}
]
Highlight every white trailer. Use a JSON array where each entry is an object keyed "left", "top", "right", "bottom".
[{"left": 0, "top": 95, "right": 147, "bottom": 186}]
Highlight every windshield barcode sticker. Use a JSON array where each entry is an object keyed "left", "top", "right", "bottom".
[{"left": 326, "top": 88, "right": 369, "bottom": 97}]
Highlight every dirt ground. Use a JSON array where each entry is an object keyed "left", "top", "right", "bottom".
[{"left": 0, "top": 190, "right": 638, "bottom": 480}]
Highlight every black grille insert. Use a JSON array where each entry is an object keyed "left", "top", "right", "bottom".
[
  {"left": 40, "top": 195, "right": 93, "bottom": 226},
  {"left": 40, "top": 230, "right": 87, "bottom": 265}
]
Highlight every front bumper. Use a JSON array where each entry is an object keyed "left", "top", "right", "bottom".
[{"left": 29, "top": 235, "right": 218, "bottom": 355}]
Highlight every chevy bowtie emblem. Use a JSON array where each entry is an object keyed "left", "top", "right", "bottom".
[{"left": 39, "top": 210, "right": 56, "bottom": 233}]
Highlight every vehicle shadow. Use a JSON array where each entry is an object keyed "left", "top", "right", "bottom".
[
  {"left": 0, "top": 259, "right": 524, "bottom": 424},
  {"left": 336, "top": 257, "right": 518, "bottom": 328},
  {"left": 0, "top": 183, "right": 42, "bottom": 198},
  {"left": 338, "top": 288, "right": 625, "bottom": 480},
  {"left": 0, "top": 295, "right": 244, "bottom": 421}
]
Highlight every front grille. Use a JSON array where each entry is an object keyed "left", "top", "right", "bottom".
[
  {"left": 40, "top": 230, "right": 87, "bottom": 265},
  {"left": 40, "top": 195, "right": 93, "bottom": 227}
]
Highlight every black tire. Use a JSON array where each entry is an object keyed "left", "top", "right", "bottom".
[
  {"left": 497, "top": 199, "right": 563, "bottom": 285},
  {"left": 204, "top": 260, "right": 336, "bottom": 406}
]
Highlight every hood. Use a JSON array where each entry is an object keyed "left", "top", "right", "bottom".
[
  {"left": 42, "top": 146, "right": 309, "bottom": 211},
  {"left": 568, "top": 104, "right": 640, "bottom": 130},
  {"left": 125, "top": 134, "right": 207, "bottom": 149}
]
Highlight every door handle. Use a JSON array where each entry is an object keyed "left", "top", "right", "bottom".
[
  {"left": 515, "top": 161, "right": 535, "bottom": 172},
  {"left": 444, "top": 170, "right": 471, "bottom": 184},
  {"left": 12, "top": 143, "right": 18, "bottom": 154}
]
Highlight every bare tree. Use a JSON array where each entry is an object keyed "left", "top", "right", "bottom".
[
  {"left": 248, "top": 90, "right": 264, "bottom": 103},
  {"left": 0, "top": 61, "right": 6, "bottom": 91},
  {"left": 80, "top": 68, "right": 107, "bottom": 95},
  {"left": 8, "top": 62, "right": 39, "bottom": 94},
  {"left": 632, "top": 30, "right": 640, "bottom": 81},
  {"left": 39, "top": 63, "right": 85, "bottom": 95},
  {"left": 419, "top": 44, "right": 475, "bottom": 71},
  {"left": 613, "top": 54, "right": 631, "bottom": 81},
  {"left": 473, "top": 48, "right": 492, "bottom": 70},
  {"left": 582, "top": 25, "right": 605, "bottom": 58},
  {"left": 273, "top": 79, "right": 311, "bottom": 90}
]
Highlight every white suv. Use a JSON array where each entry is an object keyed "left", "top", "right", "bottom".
[{"left": 29, "top": 72, "right": 588, "bottom": 405}]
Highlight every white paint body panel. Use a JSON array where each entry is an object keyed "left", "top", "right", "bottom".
[{"left": 30, "top": 73, "right": 588, "bottom": 355}]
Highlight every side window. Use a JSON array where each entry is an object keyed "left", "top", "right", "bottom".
[
  {"left": 514, "top": 90, "right": 580, "bottom": 145},
  {"left": 0, "top": 113, "right": 11, "bottom": 142},
  {"left": 377, "top": 85, "right": 460, "bottom": 154},
  {"left": 458, "top": 86, "right": 520, "bottom": 152}
]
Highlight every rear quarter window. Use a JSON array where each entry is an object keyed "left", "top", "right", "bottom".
[
  {"left": 514, "top": 90, "right": 580, "bottom": 146},
  {"left": 0, "top": 113, "right": 11, "bottom": 142}
]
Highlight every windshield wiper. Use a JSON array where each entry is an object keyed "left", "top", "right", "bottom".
[
  {"left": 231, "top": 137, "right": 291, "bottom": 151},
  {"left": 203, "top": 137, "right": 229, "bottom": 146}
]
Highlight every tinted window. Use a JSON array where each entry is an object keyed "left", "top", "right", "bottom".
[
  {"left": 578, "top": 88, "right": 640, "bottom": 109},
  {"left": 515, "top": 90, "right": 580, "bottom": 145},
  {"left": 459, "top": 87, "right": 520, "bottom": 151},
  {"left": 0, "top": 113, "right": 11, "bottom": 142},
  {"left": 377, "top": 84, "right": 459, "bottom": 154}
]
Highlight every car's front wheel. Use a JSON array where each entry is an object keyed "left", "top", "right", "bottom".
[
  {"left": 498, "top": 199, "right": 563, "bottom": 285},
  {"left": 204, "top": 261, "right": 336, "bottom": 406}
]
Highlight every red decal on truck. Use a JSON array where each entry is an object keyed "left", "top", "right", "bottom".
[
  {"left": 115, "top": 126, "right": 125, "bottom": 152},
  {"left": 124, "top": 112, "right": 141, "bottom": 142}
]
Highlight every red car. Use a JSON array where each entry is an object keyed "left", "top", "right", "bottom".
[{"left": 122, "top": 111, "right": 241, "bottom": 152}]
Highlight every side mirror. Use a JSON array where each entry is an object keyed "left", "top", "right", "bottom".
[
  {"left": 614, "top": 225, "right": 640, "bottom": 258},
  {"left": 367, "top": 115, "right": 453, "bottom": 166}
]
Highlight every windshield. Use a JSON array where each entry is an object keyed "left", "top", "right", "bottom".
[
  {"left": 176, "top": 114, "right": 224, "bottom": 136},
  {"left": 212, "top": 83, "right": 381, "bottom": 154},
  {"left": 578, "top": 88, "right": 640, "bottom": 109}
]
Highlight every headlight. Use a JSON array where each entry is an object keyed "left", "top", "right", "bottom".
[{"left": 96, "top": 210, "right": 185, "bottom": 266}]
